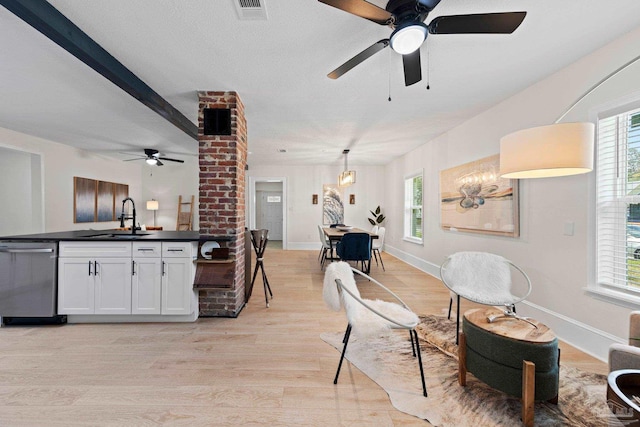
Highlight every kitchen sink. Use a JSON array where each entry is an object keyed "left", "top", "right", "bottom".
[
  {"left": 111, "top": 234, "right": 149, "bottom": 239},
  {"left": 85, "top": 233, "right": 149, "bottom": 239}
]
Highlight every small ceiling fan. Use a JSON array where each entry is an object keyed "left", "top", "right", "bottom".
[
  {"left": 123, "top": 148, "right": 184, "bottom": 166},
  {"left": 319, "top": 0, "right": 526, "bottom": 86}
]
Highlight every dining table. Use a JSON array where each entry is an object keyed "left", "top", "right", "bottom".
[{"left": 322, "top": 227, "right": 378, "bottom": 270}]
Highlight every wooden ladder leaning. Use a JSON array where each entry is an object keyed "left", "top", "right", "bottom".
[{"left": 176, "top": 195, "right": 194, "bottom": 231}]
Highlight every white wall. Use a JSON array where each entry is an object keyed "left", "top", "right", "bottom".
[
  {"left": 384, "top": 26, "right": 640, "bottom": 361},
  {"left": 0, "top": 127, "right": 142, "bottom": 233},
  {"left": 247, "top": 164, "right": 386, "bottom": 249}
]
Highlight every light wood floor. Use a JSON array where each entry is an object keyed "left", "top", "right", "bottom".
[{"left": 0, "top": 248, "right": 606, "bottom": 426}]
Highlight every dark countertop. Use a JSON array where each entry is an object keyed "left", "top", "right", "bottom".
[{"left": 0, "top": 230, "right": 233, "bottom": 242}]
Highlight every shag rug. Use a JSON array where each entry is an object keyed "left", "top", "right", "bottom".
[{"left": 321, "top": 315, "right": 622, "bottom": 426}]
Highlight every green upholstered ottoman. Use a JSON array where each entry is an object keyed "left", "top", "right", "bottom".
[{"left": 458, "top": 308, "right": 560, "bottom": 427}]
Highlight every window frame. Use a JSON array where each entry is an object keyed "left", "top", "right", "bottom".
[
  {"left": 404, "top": 170, "right": 424, "bottom": 245},
  {"left": 591, "top": 95, "right": 640, "bottom": 307}
]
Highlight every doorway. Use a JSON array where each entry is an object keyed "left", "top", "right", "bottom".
[
  {"left": 257, "top": 190, "right": 283, "bottom": 239},
  {"left": 248, "top": 177, "right": 287, "bottom": 249},
  {"left": 0, "top": 145, "right": 44, "bottom": 235}
]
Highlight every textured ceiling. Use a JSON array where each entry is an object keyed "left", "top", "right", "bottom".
[{"left": 1, "top": 0, "right": 640, "bottom": 167}]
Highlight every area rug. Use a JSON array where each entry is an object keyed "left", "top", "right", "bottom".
[{"left": 321, "top": 315, "right": 622, "bottom": 426}]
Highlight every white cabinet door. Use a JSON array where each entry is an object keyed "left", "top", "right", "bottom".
[
  {"left": 58, "top": 258, "right": 95, "bottom": 314},
  {"left": 161, "top": 258, "right": 192, "bottom": 315},
  {"left": 132, "top": 257, "right": 162, "bottom": 314},
  {"left": 94, "top": 258, "right": 132, "bottom": 315}
]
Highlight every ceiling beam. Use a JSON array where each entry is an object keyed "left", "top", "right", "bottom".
[{"left": 0, "top": 0, "right": 198, "bottom": 140}]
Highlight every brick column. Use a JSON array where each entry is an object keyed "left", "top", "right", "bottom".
[{"left": 197, "top": 91, "right": 247, "bottom": 317}]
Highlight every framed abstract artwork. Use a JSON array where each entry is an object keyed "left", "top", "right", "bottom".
[
  {"left": 440, "top": 154, "right": 519, "bottom": 237},
  {"left": 74, "top": 177, "right": 129, "bottom": 223},
  {"left": 323, "top": 184, "right": 344, "bottom": 225},
  {"left": 96, "top": 181, "right": 115, "bottom": 222},
  {"left": 74, "top": 177, "right": 96, "bottom": 223}
]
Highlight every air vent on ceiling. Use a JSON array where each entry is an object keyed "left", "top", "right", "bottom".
[{"left": 234, "top": 0, "right": 268, "bottom": 20}]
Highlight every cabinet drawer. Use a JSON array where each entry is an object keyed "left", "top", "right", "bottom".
[
  {"left": 133, "top": 242, "right": 162, "bottom": 257},
  {"left": 59, "top": 241, "right": 132, "bottom": 258},
  {"left": 162, "top": 242, "right": 192, "bottom": 258}
]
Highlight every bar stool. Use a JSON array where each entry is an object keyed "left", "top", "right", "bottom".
[{"left": 250, "top": 229, "right": 273, "bottom": 307}]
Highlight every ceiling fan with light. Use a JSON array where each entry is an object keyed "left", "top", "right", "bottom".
[
  {"left": 123, "top": 148, "right": 185, "bottom": 166},
  {"left": 319, "top": 0, "right": 526, "bottom": 86}
]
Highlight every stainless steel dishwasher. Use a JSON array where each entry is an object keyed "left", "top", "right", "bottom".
[{"left": 0, "top": 241, "right": 65, "bottom": 325}]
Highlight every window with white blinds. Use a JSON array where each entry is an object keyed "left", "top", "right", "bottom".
[
  {"left": 404, "top": 172, "right": 423, "bottom": 243},
  {"left": 596, "top": 107, "right": 640, "bottom": 292}
]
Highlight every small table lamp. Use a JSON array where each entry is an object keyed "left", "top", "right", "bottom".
[{"left": 146, "top": 199, "right": 159, "bottom": 227}]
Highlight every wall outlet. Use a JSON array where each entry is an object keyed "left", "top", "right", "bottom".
[{"left": 563, "top": 221, "right": 575, "bottom": 236}]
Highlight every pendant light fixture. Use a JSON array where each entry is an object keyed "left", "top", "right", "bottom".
[{"left": 338, "top": 149, "right": 356, "bottom": 187}]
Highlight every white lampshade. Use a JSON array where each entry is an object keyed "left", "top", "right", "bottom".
[
  {"left": 499, "top": 122, "right": 595, "bottom": 179},
  {"left": 390, "top": 23, "right": 427, "bottom": 55},
  {"left": 146, "top": 158, "right": 158, "bottom": 165},
  {"left": 146, "top": 200, "right": 159, "bottom": 210}
]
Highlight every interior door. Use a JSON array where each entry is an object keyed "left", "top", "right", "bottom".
[{"left": 258, "top": 191, "right": 283, "bottom": 240}]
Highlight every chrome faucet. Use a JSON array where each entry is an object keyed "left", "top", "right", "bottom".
[{"left": 118, "top": 197, "right": 138, "bottom": 234}]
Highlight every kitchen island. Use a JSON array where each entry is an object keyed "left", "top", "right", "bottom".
[
  {"left": 0, "top": 230, "right": 232, "bottom": 324},
  {"left": 0, "top": 229, "right": 202, "bottom": 242}
]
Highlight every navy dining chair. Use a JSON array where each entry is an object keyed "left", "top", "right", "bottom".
[{"left": 336, "top": 232, "right": 372, "bottom": 273}]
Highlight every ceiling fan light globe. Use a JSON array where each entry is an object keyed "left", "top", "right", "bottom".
[
  {"left": 390, "top": 23, "right": 427, "bottom": 55},
  {"left": 146, "top": 158, "right": 158, "bottom": 165}
]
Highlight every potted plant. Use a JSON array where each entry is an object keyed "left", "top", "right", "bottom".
[{"left": 368, "top": 206, "right": 386, "bottom": 226}]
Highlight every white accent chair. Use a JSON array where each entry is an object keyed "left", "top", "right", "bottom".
[
  {"left": 323, "top": 261, "right": 427, "bottom": 397},
  {"left": 440, "top": 251, "right": 532, "bottom": 344},
  {"left": 371, "top": 226, "right": 386, "bottom": 271}
]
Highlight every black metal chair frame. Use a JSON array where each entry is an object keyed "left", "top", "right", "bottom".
[
  {"left": 332, "top": 267, "right": 427, "bottom": 398},
  {"left": 372, "top": 246, "right": 385, "bottom": 271},
  {"left": 250, "top": 229, "right": 273, "bottom": 308}
]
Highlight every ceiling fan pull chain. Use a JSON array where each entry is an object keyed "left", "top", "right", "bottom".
[
  {"left": 388, "top": 48, "right": 392, "bottom": 102},
  {"left": 426, "top": 44, "right": 430, "bottom": 90}
]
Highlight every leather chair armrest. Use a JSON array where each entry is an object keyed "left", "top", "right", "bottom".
[{"left": 609, "top": 343, "right": 640, "bottom": 372}]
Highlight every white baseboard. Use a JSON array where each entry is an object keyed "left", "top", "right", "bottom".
[
  {"left": 517, "top": 301, "right": 623, "bottom": 362},
  {"left": 67, "top": 312, "right": 198, "bottom": 323},
  {"left": 384, "top": 243, "right": 623, "bottom": 363},
  {"left": 384, "top": 244, "right": 442, "bottom": 278}
]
